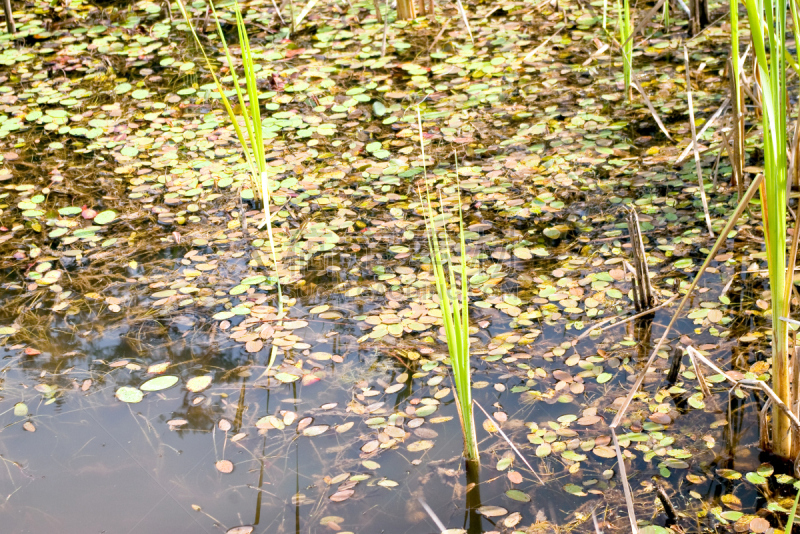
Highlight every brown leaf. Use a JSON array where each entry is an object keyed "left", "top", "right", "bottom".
[
  {"left": 245, "top": 339, "right": 263, "bottom": 353},
  {"left": 216, "top": 460, "right": 234, "bottom": 474},
  {"left": 329, "top": 489, "right": 354, "bottom": 502}
]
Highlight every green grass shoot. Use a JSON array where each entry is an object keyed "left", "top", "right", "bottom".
[
  {"left": 787, "top": 488, "right": 800, "bottom": 534},
  {"left": 619, "top": 0, "right": 632, "bottom": 99},
  {"left": 176, "top": 0, "right": 284, "bottom": 315},
  {"left": 416, "top": 109, "right": 478, "bottom": 463},
  {"left": 743, "top": 0, "right": 791, "bottom": 457}
]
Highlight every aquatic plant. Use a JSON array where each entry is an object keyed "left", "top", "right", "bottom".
[
  {"left": 743, "top": 0, "right": 792, "bottom": 457},
  {"left": 619, "top": 0, "right": 632, "bottom": 99},
  {"left": 176, "top": 0, "right": 284, "bottom": 315},
  {"left": 417, "top": 110, "right": 479, "bottom": 463}
]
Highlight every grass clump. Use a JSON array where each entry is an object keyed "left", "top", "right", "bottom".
[
  {"left": 416, "top": 109, "right": 478, "bottom": 464},
  {"left": 176, "top": 0, "right": 284, "bottom": 315}
]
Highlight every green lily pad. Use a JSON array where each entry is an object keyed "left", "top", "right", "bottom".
[
  {"left": 115, "top": 386, "right": 144, "bottom": 403},
  {"left": 140, "top": 375, "right": 180, "bottom": 392},
  {"left": 14, "top": 402, "right": 27, "bottom": 416},
  {"left": 94, "top": 210, "right": 117, "bottom": 225}
]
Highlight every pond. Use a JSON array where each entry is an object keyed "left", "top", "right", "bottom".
[{"left": 0, "top": 0, "right": 793, "bottom": 533}]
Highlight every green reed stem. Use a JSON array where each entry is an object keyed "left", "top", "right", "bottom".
[
  {"left": 744, "top": 0, "right": 791, "bottom": 457},
  {"left": 417, "top": 109, "right": 478, "bottom": 463},
  {"left": 177, "top": 0, "right": 284, "bottom": 315}
]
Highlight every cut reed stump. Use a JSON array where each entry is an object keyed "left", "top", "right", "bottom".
[
  {"left": 3, "top": 0, "right": 13, "bottom": 34},
  {"left": 396, "top": 0, "right": 416, "bottom": 19},
  {"left": 626, "top": 208, "right": 657, "bottom": 314},
  {"left": 688, "top": 0, "right": 709, "bottom": 35}
]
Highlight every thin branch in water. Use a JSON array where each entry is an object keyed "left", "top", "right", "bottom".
[
  {"left": 418, "top": 498, "right": 447, "bottom": 533},
  {"left": 611, "top": 428, "right": 638, "bottom": 534},
  {"left": 473, "top": 400, "right": 543, "bottom": 484},
  {"left": 684, "top": 45, "right": 715, "bottom": 237},
  {"left": 631, "top": 74, "right": 674, "bottom": 141}
]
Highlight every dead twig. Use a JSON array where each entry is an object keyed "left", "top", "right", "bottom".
[
  {"left": 631, "top": 74, "right": 673, "bottom": 141},
  {"left": 684, "top": 45, "right": 715, "bottom": 238},
  {"left": 473, "top": 400, "right": 544, "bottom": 484},
  {"left": 572, "top": 296, "right": 677, "bottom": 344},
  {"left": 611, "top": 428, "right": 638, "bottom": 534}
]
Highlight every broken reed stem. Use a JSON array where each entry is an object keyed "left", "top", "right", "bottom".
[
  {"left": 631, "top": 74, "right": 673, "bottom": 140},
  {"left": 418, "top": 498, "right": 447, "bottom": 533},
  {"left": 2, "top": 0, "right": 13, "bottom": 34},
  {"left": 591, "top": 508, "right": 604, "bottom": 534},
  {"left": 686, "top": 347, "right": 712, "bottom": 398},
  {"left": 573, "top": 296, "right": 677, "bottom": 344},
  {"left": 684, "top": 46, "right": 715, "bottom": 237},
  {"left": 676, "top": 96, "right": 730, "bottom": 164},
  {"left": 656, "top": 484, "right": 678, "bottom": 523},
  {"left": 611, "top": 428, "right": 638, "bottom": 534},
  {"left": 728, "top": 58, "right": 745, "bottom": 197},
  {"left": 627, "top": 207, "right": 656, "bottom": 312},
  {"left": 610, "top": 174, "right": 764, "bottom": 429},
  {"left": 688, "top": 345, "right": 800, "bottom": 454}
]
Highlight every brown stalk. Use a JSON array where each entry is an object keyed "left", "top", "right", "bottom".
[
  {"left": 675, "top": 97, "right": 730, "bottom": 164},
  {"left": 684, "top": 46, "right": 715, "bottom": 238},
  {"left": 631, "top": 75, "right": 673, "bottom": 141},
  {"left": 729, "top": 58, "right": 746, "bottom": 195},
  {"left": 611, "top": 428, "right": 638, "bottom": 534},
  {"left": 656, "top": 484, "right": 678, "bottom": 523},
  {"left": 627, "top": 208, "right": 656, "bottom": 312},
  {"left": 718, "top": 127, "right": 741, "bottom": 197},
  {"left": 686, "top": 347, "right": 712, "bottom": 398},
  {"left": 3, "top": 0, "right": 14, "bottom": 34}
]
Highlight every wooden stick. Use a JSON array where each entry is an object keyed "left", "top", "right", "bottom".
[
  {"left": 684, "top": 46, "right": 715, "bottom": 238},
  {"left": 473, "top": 400, "right": 543, "bottom": 483},
  {"left": 612, "top": 428, "right": 638, "bottom": 534},
  {"left": 4, "top": 0, "right": 14, "bottom": 34}
]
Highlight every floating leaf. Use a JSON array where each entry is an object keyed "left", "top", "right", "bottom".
[
  {"left": 505, "top": 489, "right": 530, "bottom": 502},
  {"left": 564, "top": 483, "right": 587, "bottom": 496},
  {"left": 140, "top": 375, "right": 179, "bottom": 392},
  {"left": 496, "top": 457, "right": 512, "bottom": 471},
  {"left": 478, "top": 506, "right": 507, "bottom": 517},
  {"left": 275, "top": 373, "right": 300, "bottom": 383},
  {"left": 93, "top": 210, "right": 117, "bottom": 225},
  {"left": 115, "top": 386, "right": 143, "bottom": 403},
  {"left": 186, "top": 376, "right": 212, "bottom": 393},
  {"left": 302, "top": 425, "right": 329, "bottom": 437},
  {"left": 215, "top": 460, "right": 233, "bottom": 474},
  {"left": 13, "top": 402, "right": 27, "bottom": 417},
  {"left": 746, "top": 472, "right": 767, "bottom": 485},
  {"left": 407, "top": 440, "right": 434, "bottom": 452}
]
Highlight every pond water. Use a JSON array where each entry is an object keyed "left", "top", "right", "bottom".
[{"left": 0, "top": 0, "right": 793, "bottom": 533}]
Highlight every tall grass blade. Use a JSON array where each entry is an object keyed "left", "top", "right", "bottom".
[
  {"left": 743, "top": 0, "right": 791, "bottom": 457},
  {"left": 787, "top": 488, "right": 800, "bottom": 534},
  {"left": 177, "top": 0, "right": 284, "bottom": 316},
  {"left": 416, "top": 108, "right": 478, "bottom": 463},
  {"left": 619, "top": 0, "right": 632, "bottom": 98}
]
